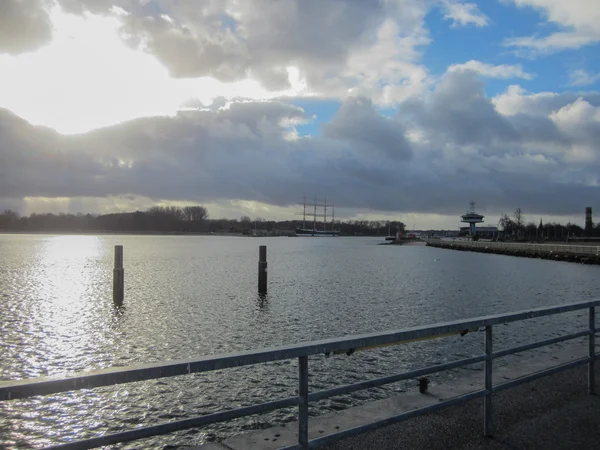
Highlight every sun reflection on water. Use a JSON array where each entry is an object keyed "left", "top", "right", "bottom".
[{"left": 25, "top": 235, "right": 111, "bottom": 377}]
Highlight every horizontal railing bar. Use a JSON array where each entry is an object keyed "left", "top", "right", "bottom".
[
  {"left": 309, "top": 354, "right": 487, "bottom": 402},
  {"left": 285, "top": 389, "right": 488, "bottom": 450},
  {"left": 43, "top": 396, "right": 300, "bottom": 450},
  {"left": 492, "top": 330, "right": 591, "bottom": 359},
  {"left": 3, "top": 300, "right": 598, "bottom": 401},
  {"left": 332, "top": 327, "right": 482, "bottom": 355},
  {"left": 492, "top": 357, "right": 589, "bottom": 394}
]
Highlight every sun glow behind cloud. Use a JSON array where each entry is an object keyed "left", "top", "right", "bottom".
[{"left": 0, "top": 6, "right": 306, "bottom": 134}]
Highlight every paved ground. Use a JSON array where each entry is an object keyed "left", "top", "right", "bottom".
[
  {"left": 196, "top": 364, "right": 600, "bottom": 450},
  {"left": 322, "top": 365, "right": 600, "bottom": 450}
]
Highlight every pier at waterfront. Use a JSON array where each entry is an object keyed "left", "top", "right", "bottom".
[
  {"left": 425, "top": 239, "right": 600, "bottom": 264},
  {"left": 198, "top": 344, "right": 600, "bottom": 450}
]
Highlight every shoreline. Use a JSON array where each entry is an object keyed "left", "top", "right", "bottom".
[
  {"left": 426, "top": 240, "right": 600, "bottom": 265},
  {"left": 0, "top": 230, "right": 248, "bottom": 237},
  {"left": 0, "top": 231, "right": 388, "bottom": 238}
]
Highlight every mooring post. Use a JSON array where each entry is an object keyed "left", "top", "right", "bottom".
[
  {"left": 258, "top": 245, "right": 267, "bottom": 295},
  {"left": 589, "top": 306, "right": 596, "bottom": 395},
  {"left": 113, "top": 245, "right": 124, "bottom": 306}
]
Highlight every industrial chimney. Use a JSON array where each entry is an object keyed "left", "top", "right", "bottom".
[{"left": 585, "top": 207, "right": 593, "bottom": 234}]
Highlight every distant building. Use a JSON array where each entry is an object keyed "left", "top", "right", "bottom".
[
  {"left": 460, "top": 226, "right": 498, "bottom": 239},
  {"left": 460, "top": 201, "right": 484, "bottom": 236},
  {"left": 423, "top": 229, "right": 459, "bottom": 238}
]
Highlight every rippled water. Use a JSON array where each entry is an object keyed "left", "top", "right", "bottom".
[{"left": 1, "top": 234, "right": 599, "bottom": 448}]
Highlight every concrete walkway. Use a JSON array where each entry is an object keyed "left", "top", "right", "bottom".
[
  {"left": 322, "top": 364, "right": 600, "bottom": 450},
  {"left": 194, "top": 344, "right": 600, "bottom": 450}
]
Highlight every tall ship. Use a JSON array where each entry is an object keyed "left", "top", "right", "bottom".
[{"left": 296, "top": 196, "right": 340, "bottom": 237}]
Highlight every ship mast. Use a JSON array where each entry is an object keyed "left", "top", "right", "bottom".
[
  {"left": 302, "top": 194, "right": 306, "bottom": 229},
  {"left": 332, "top": 204, "right": 335, "bottom": 230},
  {"left": 296, "top": 196, "right": 336, "bottom": 232},
  {"left": 324, "top": 196, "right": 327, "bottom": 231},
  {"left": 313, "top": 194, "right": 317, "bottom": 231}
]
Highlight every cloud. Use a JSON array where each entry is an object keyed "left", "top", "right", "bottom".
[
  {"left": 448, "top": 60, "right": 535, "bottom": 80},
  {"left": 323, "top": 97, "right": 413, "bottom": 161},
  {"left": 2, "top": 1, "right": 600, "bottom": 222},
  {"left": 401, "top": 70, "right": 518, "bottom": 147},
  {"left": 441, "top": 0, "right": 489, "bottom": 28},
  {"left": 111, "top": 0, "right": 432, "bottom": 100},
  {"left": 0, "top": 0, "right": 433, "bottom": 133},
  {"left": 503, "top": 0, "right": 600, "bottom": 53},
  {"left": 504, "top": 30, "right": 600, "bottom": 54},
  {"left": 0, "top": 0, "right": 53, "bottom": 54},
  {"left": 493, "top": 84, "right": 600, "bottom": 116},
  {"left": 3, "top": 69, "right": 600, "bottom": 218},
  {"left": 343, "top": 16, "right": 432, "bottom": 105},
  {"left": 56, "top": 0, "right": 141, "bottom": 15},
  {"left": 117, "top": 0, "right": 391, "bottom": 86},
  {"left": 550, "top": 97, "right": 600, "bottom": 147},
  {"left": 569, "top": 69, "right": 600, "bottom": 87}
]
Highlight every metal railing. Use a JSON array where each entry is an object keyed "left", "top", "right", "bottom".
[
  {"left": 425, "top": 239, "right": 600, "bottom": 256},
  {"left": 1, "top": 300, "right": 598, "bottom": 449}
]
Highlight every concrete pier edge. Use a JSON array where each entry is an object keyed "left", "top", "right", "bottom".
[
  {"left": 426, "top": 240, "right": 600, "bottom": 265},
  {"left": 191, "top": 339, "right": 597, "bottom": 450}
]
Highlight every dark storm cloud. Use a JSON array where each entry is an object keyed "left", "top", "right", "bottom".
[
  {"left": 2, "top": 69, "right": 600, "bottom": 217},
  {"left": 323, "top": 97, "right": 413, "bottom": 161},
  {"left": 402, "top": 70, "right": 518, "bottom": 146},
  {"left": 402, "top": 69, "right": 572, "bottom": 155}
]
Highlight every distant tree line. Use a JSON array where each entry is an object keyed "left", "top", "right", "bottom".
[
  {"left": 0, "top": 208, "right": 405, "bottom": 236},
  {"left": 497, "top": 207, "right": 592, "bottom": 241},
  {"left": 0, "top": 206, "right": 209, "bottom": 233}
]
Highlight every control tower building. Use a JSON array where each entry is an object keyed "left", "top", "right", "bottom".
[{"left": 461, "top": 201, "right": 484, "bottom": 237}]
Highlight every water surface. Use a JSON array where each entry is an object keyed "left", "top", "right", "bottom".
[{"left": 1, "top": 234, "right": 598, "bottom": 448}]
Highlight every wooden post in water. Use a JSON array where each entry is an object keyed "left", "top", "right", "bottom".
[
  {"left": 113, "top": 245, "right": 124, "bottom": 306},
  {"left": 258, "top": 245, "right": 267, "bottom": 295}
]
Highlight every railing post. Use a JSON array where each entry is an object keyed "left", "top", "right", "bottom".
[
  {"left": 484, "top": 325, "right": 493, "bottom": 437},
  {"left": 298, "top": 356, "right": 309, "bottom": 449},
  {"left": 590, "top": 307, "right": 596, "bottom": 395}
]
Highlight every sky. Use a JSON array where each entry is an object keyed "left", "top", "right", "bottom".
[{"left": 1, "top": 0, "right": 600, "bottom": 229}]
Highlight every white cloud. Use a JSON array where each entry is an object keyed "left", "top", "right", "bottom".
[
  {"left": 550, "top": 97, "right": 600, "bottom": 128},
  {"left": 441, "top": 0, "right": 489, "bottom": 28},
  {"left": 503, "top": 0, "right": 600, "bottom": 52},
  {"left": 0, "top": 0, "right": 433, "bottom": 132},
  {"left": 448, "top": 60, "right": 535, "bottom": 80},
  {"left": 0, "top": 6, "right": 308, "bottom": 133},
  {"left": 492, "top": 84, "right": 600, "bottom": 116},
  {"left": 504, "top": 30, "right": 600, "bottom": 54},
  {"left": 569, "top": 69, "right": 600, "bottom": 87},
  {"left": 116, "top": 0, "right": 429, "bottom": 95},
  {"left": 343, "top": 17, "right": 432, "bottom": 104}
]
